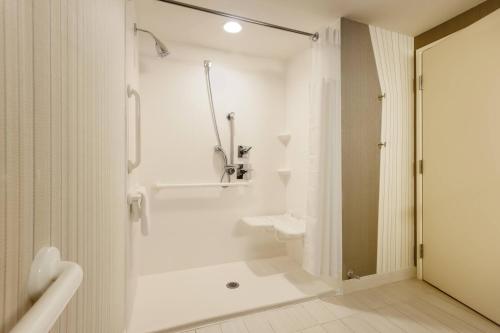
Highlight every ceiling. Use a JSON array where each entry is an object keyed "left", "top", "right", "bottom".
[{"left": 135, "top": 0, "right": 485, "bottom": 59}]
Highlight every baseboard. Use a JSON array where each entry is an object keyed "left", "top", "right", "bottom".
[{"left": 341, "top": 266, "right": 417, "bottom": 294}]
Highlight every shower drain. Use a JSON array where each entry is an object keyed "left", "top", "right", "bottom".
[{"left": 226, "top": 281, "right": 240, "bottom": 289}]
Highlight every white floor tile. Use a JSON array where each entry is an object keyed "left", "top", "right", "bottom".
[
  {"left": 196, "top": 324, "right": 222, "bottom": 333},
  {"left": 301, "top": 326, "right": 328, "bottom": 333},
  {"left": 220, "top": 318, "right": 249, "bottom": 333},
  {"left": 302, "top": 299, "right": 338, "bottom": 324},
  {"left": 341, "top": 314, "right": 379, "bottom": 333},
  {"left": 377, "top": 306, "right": 429, "bottom": 333},
  {"left": 321, "top": 320, "right": 353, "bottom": 333},
  {"left": 241, "top": 312, "right": 274, "bottom": 333}
]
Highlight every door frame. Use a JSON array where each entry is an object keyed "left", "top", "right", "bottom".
[{"left": 415, "top": 37, "right": 450, "bottom": 280}]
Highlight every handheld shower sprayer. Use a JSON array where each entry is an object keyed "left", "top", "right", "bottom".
[{"left": 203, "top": 60, "right": 237, "bottom": 183}]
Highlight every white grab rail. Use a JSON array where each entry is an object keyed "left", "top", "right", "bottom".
[
  {"left": 10, "top": 247, "right": 83, "bottom": 333},
  {"left": 155, "top": 181, "right": 252, "bottom": 189},
  {"left": 127, "top": 85, "right": 142, "bottom": 173}
]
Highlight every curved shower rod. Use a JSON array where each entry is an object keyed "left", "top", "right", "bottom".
[{"left": 156, "top": 0, "right": 319, "bottom": 41}]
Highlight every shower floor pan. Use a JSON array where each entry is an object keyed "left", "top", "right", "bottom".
[{"left": 128, "top": 256, "right": 332, "bottom": 333}]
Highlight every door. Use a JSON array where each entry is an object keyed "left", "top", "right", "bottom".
[{"left": 422, "top": 10, "right": 500, "bottom": 324}]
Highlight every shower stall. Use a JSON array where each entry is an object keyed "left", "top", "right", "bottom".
[{"left": 125, "top": 1, "right": 414, "bottom": 332}]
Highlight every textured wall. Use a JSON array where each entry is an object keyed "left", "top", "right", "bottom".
[
  {"left": 0, "top": 0, "right": 127, "bottom": 332},
  {"left": 370, "top": 25, "right": 415, "bottom": 274}
]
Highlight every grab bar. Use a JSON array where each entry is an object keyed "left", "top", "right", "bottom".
[
  {"left": 10, "top": 247, "right": 83, "bottom": 333},
  {"left": 128, "top": 85, "right": 142, "bottom": 173},
  {"left": 155, "top": 181, "right": 252, "bottom": 189}
]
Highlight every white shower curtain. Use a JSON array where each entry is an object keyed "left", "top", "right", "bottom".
[{"left": 302, "top": 23, "right": 343, "bottom": 281}]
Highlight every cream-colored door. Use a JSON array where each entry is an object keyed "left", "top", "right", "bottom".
[{"left": 422, "top": 10, "right": 500, "bottom": 325}]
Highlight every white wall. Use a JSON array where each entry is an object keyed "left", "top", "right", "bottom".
[
  {"left": 135, "top": 40, "right": 289, "bottom": 275},
  {"left": 284, "top": 49, "right": 312, "bottom": 218},
  {"left": 283, "top": 50, "right": 312, "bottom": 263}
]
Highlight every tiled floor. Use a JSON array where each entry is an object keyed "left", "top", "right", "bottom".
[{"left": 177, "top": 279, "right": 500, "bottom": 333}]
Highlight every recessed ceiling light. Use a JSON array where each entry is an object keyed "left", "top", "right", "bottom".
[{"left": 224, "top": 21, "right": 242, "bottom": 34}]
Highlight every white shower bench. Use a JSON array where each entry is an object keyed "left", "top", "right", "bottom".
[{"left": 241, "top": 214, "right": 306, "bottom": 240}]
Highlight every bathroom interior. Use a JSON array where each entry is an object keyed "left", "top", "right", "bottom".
[{"left": 1, "top": 0, "right": 500, "bottom": 332}]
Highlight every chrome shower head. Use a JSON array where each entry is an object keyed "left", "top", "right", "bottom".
[
  {"left": 153, "top": 37, "right": 169, "bottom": 57},
  {"left": 134, "top": 24, "right": 169, "bottom": 58},
  {"left": 204, "top": 60, "right": 212, "bottom": 69}
]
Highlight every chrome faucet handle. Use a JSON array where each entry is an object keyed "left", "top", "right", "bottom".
[
  {"left": 237, "top": 164, "right": 252, "bottom": 180},
  {"left": 238, "top": 145, "right": 253, "bottom": 158}
]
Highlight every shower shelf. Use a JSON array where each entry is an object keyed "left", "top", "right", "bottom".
[
  {"left": 155, "top": 181, "right": 252, "bottom": 189},
  {"left": 241, "top": 214, "right": 305, "bottom": 239}
]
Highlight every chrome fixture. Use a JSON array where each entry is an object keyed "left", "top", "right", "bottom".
[
  {"left": 346, "top": 269, "right": 360, "bottom": 280},
  {"left": 237, "top": 164, "right": 252, "bottom": 180},
  {"left": 134, "top": 23, "right": 169, "bottom": 57},
  {"left": 204, "top": 60, "right": 236, "bottom": 182},
  {"left": 156, "top": 0, "right": 319, "bottom": 41},
  {"left": 238, "top": 145, "right": 252, "bottom": 158},
  {"left": 226, "top": 281, "right": 240, "bottom": 289}
]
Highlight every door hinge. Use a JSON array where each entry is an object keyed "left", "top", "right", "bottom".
[
  {"left": 419, "top": 160, "right": 424, "bottom": 174},
  {"left": 418, "top": 75, "right": 424, "bottom": 91},
  {"left": 419, "top": 244, "right": 424, "bottom": 259}
]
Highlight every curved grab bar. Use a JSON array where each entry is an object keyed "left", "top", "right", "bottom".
[
  {"left": 127, "top": 85, "right": 142, "bottom": 173},
  {"left": 10, "top": 247, "right": 83, "bottom": 333}
]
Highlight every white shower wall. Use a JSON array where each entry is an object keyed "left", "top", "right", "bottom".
[
  {"left": 285, "top": 49, "right": 312, "bottom": 219},
  {"left": 135, "top": 41, "right": 290, "bottom": 275}
]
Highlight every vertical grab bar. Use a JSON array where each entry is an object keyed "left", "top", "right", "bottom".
[{"left": 127, "top": 85, "right": 141, "bottom": 173}]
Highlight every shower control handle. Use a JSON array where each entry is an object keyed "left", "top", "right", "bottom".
[
  {"left": 238, "top": 145, "right": 253, "bottom": 158},
  {"left": 237, "top": 164, "right": 253, "bottom": 180}
]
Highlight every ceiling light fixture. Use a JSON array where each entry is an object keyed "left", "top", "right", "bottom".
[{"left": 223, "top": 21, "right": 242, "bottom": 34}]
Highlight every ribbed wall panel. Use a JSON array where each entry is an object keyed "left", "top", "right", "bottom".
[
  {"left": 0, "top": 0, "right": 127, "bottom": 332},
  {"left": 369, "top": 26, "right": 415, "bottom": 274}
]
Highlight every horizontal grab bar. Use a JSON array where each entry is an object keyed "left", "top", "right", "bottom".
[
  {"left": 11, "top": 247, "right": 83, "bottom": 333},
  {"left": 155, "top": 181, "right": 252, "bottom": 189}
]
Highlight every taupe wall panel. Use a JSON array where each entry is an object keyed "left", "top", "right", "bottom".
[
  {"left": 0, "top": 0, "right": 127, "bottom": 332},
  {"left": 341, "top": 18, "right": 381, "bottom": 279}
]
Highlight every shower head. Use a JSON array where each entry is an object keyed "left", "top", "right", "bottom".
[
  {"left": 153, "top": 38, "right": 169, "bottom": 58},
  {"left": 204, "top": 60, "right": 212, "bottom": 69},
  {"left": 134, "top": 24, "right": 169, "bottom": 57}
]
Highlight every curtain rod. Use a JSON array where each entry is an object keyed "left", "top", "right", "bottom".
[{"left": 156, "top": 0, "right": 319, "bottom": 41}]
